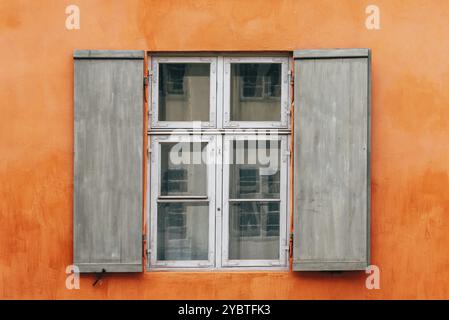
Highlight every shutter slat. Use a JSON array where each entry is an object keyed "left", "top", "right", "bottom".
[
  {"left": 74, "top": 50, "right": 144, "bottom": 273},
  {"left": 293, "top": 49, "right": 371, "bottom": 271}
]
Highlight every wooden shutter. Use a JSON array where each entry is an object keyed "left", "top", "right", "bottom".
[
  {"left": 74, "top": 50, "right": 144, "bottom": 273},
  {"left": 293, "top": 49, "right": 371, "bottom": 271}
]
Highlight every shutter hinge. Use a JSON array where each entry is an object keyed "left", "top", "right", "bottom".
[
  {"left": 144, "top": 70, "right": 153, "bottom": 87},
  {"left": 144, "top": 71, "right": 152, "bottom": 103},
  {"left": 147, "top": 147, "right": 151, "bottom": 157},
  {"left": 289, "top": 234, "right": 293, "bottom": 259},
  {"left": 288, "top": 70, "right": 294, "bottom": 85},
  {"left": 142, "top": 234, "right": 147, "bottom": 259}
]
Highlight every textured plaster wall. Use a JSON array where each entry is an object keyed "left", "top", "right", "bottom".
[{"left": 1, "top": 0, "right": 449, "bottom": 299}]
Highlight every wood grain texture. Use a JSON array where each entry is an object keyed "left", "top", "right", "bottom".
[
  {"left": 293, "top": 50, "right": 370, "bottom": 271},
  {"left": 74, "top": 52, "right": 144, "bottom": 273}
]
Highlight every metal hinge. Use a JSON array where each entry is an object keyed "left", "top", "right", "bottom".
[
  {"left": 288, "top": 70, "right": 294, "bottom": 85},
  {"left": 289, "top": 234, "right": 293, "bottom": 259},
  {"left": 282, "top": 234, "right": 293, "bottom": 255},
  {"left": 144, "top": 71, "right": 152, "bottom": 103},
  {"left": 142, "top": 234, "right": 147, "bottom": 259},
  {"left": 147, "top": 147, "right": 151, "bottom": 157},
  {"left": 144, "top": 70, "right": 154, "bottom": 86}
]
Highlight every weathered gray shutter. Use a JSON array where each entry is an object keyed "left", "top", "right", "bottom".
[
  {"left": 293, "top": 49, "right": 371, "bottom": 271},
  {"left": 74, "top": 50, "right": 144, "bottom": 273}
]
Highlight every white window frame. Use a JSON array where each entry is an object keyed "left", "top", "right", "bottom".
[
  {"left": 150, "top": 56, "right": 217, "bottom": 129},
  {"left": 147, "top": 53, "right": 291, "bottom": 271},
  {"left": 221, "top": 134, "right": 289, "bottom": 268},
  {"left": 223, "top": 57, "right": 290, "bottom": 129},
  {"left": 149, "top": 135, "right": 216, "bottom": 268}
]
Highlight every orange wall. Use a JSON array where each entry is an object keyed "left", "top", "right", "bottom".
[{"left": 1, "top": 0, "right": 449, "bottom": 299}]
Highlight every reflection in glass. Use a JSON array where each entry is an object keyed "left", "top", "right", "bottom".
[
  {"left": 230, "top": 63, "right": 281, "bottom": 121},
  {"left": 229, "top": 202, "right": 280, "bottom": 260},
  {"left": 157, "top": 203, "right": 209, "bottom": 260},
  {"left": 160, "top": 142, "right": 207, "bottom": 196},
  {"left": 229, "top": 140, "right": 280, "bottom": 199},
  {"left": 159, "top": 63, "right": 210, "bottom": 121}
]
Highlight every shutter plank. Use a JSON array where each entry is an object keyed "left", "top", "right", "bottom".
[
  {"left": 293, "top": 49, "right": 371, "bottom": 271},
  {"left": 74, "top": 50, "right": 144, "bottom": 273}
]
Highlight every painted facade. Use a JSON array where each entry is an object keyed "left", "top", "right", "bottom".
[{"left": 1, "top": 0, "right": 449, "bottom": 299}]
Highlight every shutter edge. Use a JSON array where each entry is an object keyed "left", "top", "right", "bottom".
[
  {"left": 293, "top": 261, "right": 368, "bottom": 272},
  {"left": 75, "top": 263, "right": 142, "bottom": 273},
  {"left": 74, "top": 50, "right": 145, "bottom": 59},
  {"left": 294, "top": 48, "right": 369, "bottom": 59}
]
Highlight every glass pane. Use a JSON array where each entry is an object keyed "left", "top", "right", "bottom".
[
  {"left": 158, "top": 63, "right": 210, "bottom": 122},
  {"left": 229, "top": 202, "right": 280, "bottom": 260},
  {"left": 160, "top": 142, "right": 207, "bottom": 196},
  {"left": 157, "top": 202, "right": 209, "bottom": 260},
  {"left": 229, "top": 140, "right": 281, "bottom": 199},
  {"left": 230, "top": 63, "right": 281, "bottom": 121}
]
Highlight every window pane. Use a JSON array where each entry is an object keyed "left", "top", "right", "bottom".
[
  {"left": 158, "top": 63, "right": 210, "bottom": 121},
  {"left": 157, "top": 202, "right": 209, "bottom": 260},
  {"left": 230, "top": 63, "right": 281, "bottom": 121},
  {"left": 229, "top": 202, "right": 280, "bottom": 260},
  {"left": 229, "top": 140, "right": 281, "bottom": 199},
  {"left": 160, "top": 142, "right": 207, "bottom": 196}
]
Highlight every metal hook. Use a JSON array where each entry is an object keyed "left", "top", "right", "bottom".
[{"left": 92, "top": 269, "right": 106, "bottom": 287}]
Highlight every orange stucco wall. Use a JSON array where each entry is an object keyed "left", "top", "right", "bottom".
[{"left": 1, "top": 0, "right": 449, "bottom": 299}]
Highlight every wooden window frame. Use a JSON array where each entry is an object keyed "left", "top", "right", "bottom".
[{"left": 147, "top": 53, "right": 291, "bottom": 271}]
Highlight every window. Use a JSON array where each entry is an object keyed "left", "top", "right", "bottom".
[
  {"left": 149, "top": 54, "right": 291, "bottom": 270},
  {"left": 73, "top": 49, "right": 370, "bottom": 274},
  {"left": 223, "top": 57, "right": 290, "bottom": 128},
  {"left": 150, "top": 135, "right": 216, "bottom": 268},
  {"left": 222, "top": 135, "right": 288, "bottom": 267},
  {"left": 151, "top": 57, "right": 217, "bottom": 127}
]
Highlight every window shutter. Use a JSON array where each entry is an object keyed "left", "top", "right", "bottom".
[
  {"left": 293, "top": 49, "right": 371, "bottom": 271},
  {"left": 74, "top": 50, "right": 144, "bottom": 273}
]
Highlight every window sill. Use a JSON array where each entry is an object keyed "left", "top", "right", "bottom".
[{"left": 145, "top": 266, "right": 289, "bottom": 273}]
